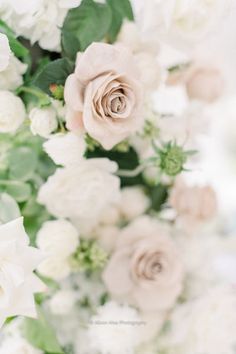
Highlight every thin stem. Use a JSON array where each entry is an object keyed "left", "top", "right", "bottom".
[
  {"left": 16, "top": 86, "right": 49, "bottom": 101},
  {"left": 117, "top": 164, "right": 147, "bottom": 178}
]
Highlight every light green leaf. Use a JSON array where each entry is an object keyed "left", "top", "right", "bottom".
[
  {"left": 33, "top": 58, "right": 74, "bottom": 94},
  {"left": 0, "top": 193, "right": 20, "bottom": 223},
  {"left": 22, "top": 307, "right": 64, "bottom": 354},
  {"left": 5, "top": 181, "right": 31, "bottom": 202},
  {"left": 9, "top": 147, "right": 38, "bottom": 181},
  {"left": 61, "top": 0, "right": 112, "bottom": 58}
]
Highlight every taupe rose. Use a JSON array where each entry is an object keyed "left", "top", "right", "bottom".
[
  {"left": 64, "top": 42, "right": 143, "bottom": 150},
  {"left": 103, "top": 216, "right": 184, "bottom": 312}
]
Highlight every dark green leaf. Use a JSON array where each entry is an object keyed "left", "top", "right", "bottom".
[
  {"left": 22, "top": 307, "right": 64, "bottom": 354},
  {"left": 33, "top": 58, "right": 74, "bottom": 94},
  {"left": 62, "top": 0, "right": 112, "bottom": 58},
  {"left": 107, "top": 0, "right": 134, "bottom": 42}
]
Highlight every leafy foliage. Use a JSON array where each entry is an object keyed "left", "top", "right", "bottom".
[
  {"left": 61, "top": 0, "right": 112, "bottom": 59},
  {"left": 22, "top": 307, "right": 64, "bottom": 354},
  {"left": 107, "top": 0, "right": 134, "bottom": 42}
]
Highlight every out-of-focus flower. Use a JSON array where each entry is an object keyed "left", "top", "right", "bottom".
[
  {"left": 170, "top": 177, "right": 218, "bottom": 230},
  {"left": 29, "top": 106, "right": 58, "bottom": 138},
  {"left": 0, "top": 33, "right": 11, "bottom": 72},
  {"left": 48, "top": 289, "right": 78, "bottom": 315},
  {"left": 0, "top": 218, "right": 44, "bottom": 327},
  {"left": 43, "top": 132, "right": 86, "bottom": 166},
  {"left": 0, "top": 56, "right": 27, "bottom": 90},
  {"left": 0, "top": 91, "right": 26, "bottom": 133},
  {"left": 38, "top": 158, "right": 120, "bottom": 233},
  {"left": 103, "top": 216, "right": 184, "bottom": 312},
  {"left": 36, "top": 219, "right": 79, "bottom": 280},
  {"left": 119, "top": 186, "right": 150, "bottom": 221}
]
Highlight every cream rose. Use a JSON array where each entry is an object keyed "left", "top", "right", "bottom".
[
  {"left": 103, "top": 216, "right": 184, "bottom": 312},
  {"left": 170, "top": 178, "right": 218, "bottom": 228},
  {"left": 64, "top": 42, "right": 143, "bottom": 150}
]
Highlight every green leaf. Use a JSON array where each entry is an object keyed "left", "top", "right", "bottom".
[
  {"left": 33, "top": 58, "right": 74, "bottom": 94},
  {"left": 5, "top": 181, "right": 31, "bottom": 203},
  {"left": 9, "top": 147, "right": 38, "bottom": 181},
  {"left": 22, "top": 307, "right": 64, "bottom": 354},
  {"left": 62, "top": 0, "right": 112, "bottom": 58},
  {"left": 107, "top": 0, "right": 134, "bottom": 42},
  {"left": 0, "top": 193, "right": 20, "bottom": 223},
  {"left": 0, "top": 20, "right": 29, "bottom": 58}
]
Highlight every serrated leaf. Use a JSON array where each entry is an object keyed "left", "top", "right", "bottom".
[
  {"left": 107, "top": 0, "right": 134, "bottom": 42},
  {"left": 62, "top": 0, "right": 112, "bottom": 58},
  {"left": 9, "top": 147, "right": 38, "bottom": 181},
  {"left": 22, "top": 307, "right": 64, "bottom": 354},
  {"left": 0, "top": 193, "right": 20, "bottom": 223},
  {"left": 33, "top": 58, "right": 74, "bottom": 94}
]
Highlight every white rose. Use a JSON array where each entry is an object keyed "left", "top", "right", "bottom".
[
  {"left": 0, "top": 56, "right": 27, "bottom": 90},
  {"left": 135, "top": 52, "right": 162, "bottom": 92},
  {"left": 29, "top": 106, "right": 58, "bottom": 138},
  {"left": 49, "top": 290, "right": 78, "bottom": 315},
  {"left": 119, "top": 186, "right": 150, "bottom": 221},
  {"left": 0, "top": 91, "right": 26, "bottom": 133},
  {"left": 0, "top": 217, "right": 45, "bottom": 327},
  {"left": 36, "top": 219, "right": 79, "bottom": 280},
  {"left": 0, "top": 33, "right": 11, "bottom": 72},
  {"left": 43, "top": 132, "right": 86, "bottom": 166},
  {"left": 38, "top": 158, "right": 121, "bottom": 233}
]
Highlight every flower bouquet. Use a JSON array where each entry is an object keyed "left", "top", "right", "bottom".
[{"left": 0, "top": 1, "right": 235, "bottom": 354}]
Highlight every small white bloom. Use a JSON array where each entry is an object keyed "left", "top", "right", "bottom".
[
  {"left": 0, "top": 33, "right": 11, "bottom": 72},
  {"left": 43, "top": 132, "right": 86, "bottom": 166},
  {"left": 0, "top": 217, "right": 44, "bottom": 327},
  {"left": 29, "top": 106, "right": 58, "bottom": 138},
  {"left": 49, "top": 289, "right": 78, "bottom": 315},
  {"left": 0, "top": 56, "right": 27, "bottom": 90},
  {"left": 38, "top": 158, "right": 121, "bottom": 233},
  {"left": 88, "top": 301, "right": 144, "bottom": 354},
  {"left": 0, "top": 91, "right": 26, "bottom": 133},
  {"left": 119, "top": 186, "right": 150, "bottom": 221},
  {"left": 36, "top": 219, "right": 79, "bottom": 280}
]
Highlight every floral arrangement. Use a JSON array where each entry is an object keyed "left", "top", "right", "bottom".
[{"left": 0, "top": 1, "right": 235, "bottom": 354}]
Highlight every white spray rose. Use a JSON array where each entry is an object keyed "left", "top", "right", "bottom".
[
  {"left": 119, "top": 186, "right": 150, "bottom": 221},
  {"left": 38, "top": 158, "right": 121, "bottom": 233},
  {"left": 43, "top": 132, "right": 86, "bottom": 166},
  {"left": 29, "top": 106, "right": 58, "bottom": 138},
  {"left": 36, "top": 219, "right": 79, "bottom": 280},
  {"left": 0, "top": 217, "right": 45, "bottom": 327},
  {"left": 0, "top": 33, "right": 11, "bottom": 72},
  {"left": 0, "top": 56, "right": 27, "bottom": 90},
  {"left": 0, "top": 91, "right": 26, "bottom": 133}
]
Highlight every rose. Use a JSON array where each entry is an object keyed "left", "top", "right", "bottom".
[
  {"left": 64, "top": 42, "right": 143, "bottom": 150},
  {"left": 169, "top": 178, "right": 218, "bottom": 229},
  {"left": 29, "top": 106, "right": 58, "bottom": 138},
  {"left": 38, "top": 158, "right": 120, "bottom": 233},
  {"left": 185, "top": 67, "right": 224, "bottom": 103},
  {"left": 103, "top": 216, "right": 184, "bottom": 312},
  {"left": 0, "top": 91, "right": 26, "bottom": 133}
]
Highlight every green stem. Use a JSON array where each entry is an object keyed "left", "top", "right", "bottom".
[{"left": 16, "top": 86, "right": 49, "bottom": 101}]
